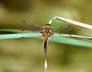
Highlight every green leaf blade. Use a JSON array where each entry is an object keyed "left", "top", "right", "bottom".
[
  {"left": 50, "top": 34, "right": 92, "bottom": 48},
  {"left": 0, "top": 33, "right": 42, "bottom": 39},
  {"left": 0, "top": 29, "right": 92, "bottom": 48}
]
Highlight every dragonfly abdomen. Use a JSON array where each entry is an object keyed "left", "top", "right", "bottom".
[{"left": 44, "top": 36, "right": 48, "bottom": 53}]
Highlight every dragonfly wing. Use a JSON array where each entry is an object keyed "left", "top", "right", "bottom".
[
  {"left": 49, "top": 33, "right": 92, "bottom": 48},
  {"left": 0, "top": 29, "right": 32, "bottom": 33},
  {"left": 0, "top": 32, "right": 42, "bottom": 40}
]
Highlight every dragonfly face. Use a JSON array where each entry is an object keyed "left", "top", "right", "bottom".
[{"left": 40, "top": 24, "right": 54, "bottom": 37}]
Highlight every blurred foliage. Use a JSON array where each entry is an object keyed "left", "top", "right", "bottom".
[{"left": 1, "top": 0, "right": 31, "bottom": 12}]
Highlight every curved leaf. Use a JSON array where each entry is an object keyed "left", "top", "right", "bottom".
[
  {"left": 50, "top": 34, "right": 92, "bottom": 48},
  {"left": 0, "top": 32, "right": 91, "bottom": 47}
]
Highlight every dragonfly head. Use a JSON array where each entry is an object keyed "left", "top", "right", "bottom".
[{"left": 40, "top": 24, "right": 54, "bottom": 37}]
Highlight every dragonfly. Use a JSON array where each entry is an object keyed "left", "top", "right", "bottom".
[
  {"left": 40, "top": 24, "right": 53, "bottom": 72},
  {"left": 0, "top": 16, "right": 92, "bottom": 47},
  {"left": 0, "top": 16, "right": 92, "bottom": 72}
]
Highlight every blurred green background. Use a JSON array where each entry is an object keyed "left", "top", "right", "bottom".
[{"left": 0, "top": 0, "right": 92, "bottom": 72}]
